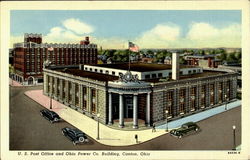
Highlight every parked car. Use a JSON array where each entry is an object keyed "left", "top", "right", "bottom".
[
  {"left": 62, "top": 127, "right": 89, "bottom": 145},
  {"left": 40, "top": 109, "right": 60, "bottom": 123},
  {"left": 170, "top": 122, "right": 200, "bottom": 139}
]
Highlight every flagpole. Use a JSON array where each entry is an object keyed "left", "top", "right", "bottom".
[{"left": 128, "top": 41, "right": 130, "bottom": 71}]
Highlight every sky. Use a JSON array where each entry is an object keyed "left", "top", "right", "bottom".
[{"left": 10, "top": 10, "right": 241, "bottom": 49}]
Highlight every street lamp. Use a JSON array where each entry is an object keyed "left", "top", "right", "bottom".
[
  {"left": 165, "top": 110, "right": 168, "bottom": 132},
  {"left": 232, "top": 125, "right": 236, "bottom": 150},
  {"left": 224, "top": 95, "right": 227, "bottom": 110},
  {"left": 97, "top": 113, "right": 100, "bottom": 140}
]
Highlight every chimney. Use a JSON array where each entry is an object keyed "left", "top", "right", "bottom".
[
  {"left": 172, "top": 52, "right": 179, "bottom": 80},
  {"left": 80, "top": 36, "right": 90, "bottom": 45}
]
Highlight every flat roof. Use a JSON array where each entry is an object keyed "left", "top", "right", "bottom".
[
  {"left": 53, "top": 67, "right": 226, "bottom": 83},
  {"left": 145, "top": 71, "right": 226, "bottom": 83},
  {"left": 56, "top": 68, "right": 119, "bottom": 82},
  {"left": 86, "top": 63, "right": 197, "bottom": 72}
]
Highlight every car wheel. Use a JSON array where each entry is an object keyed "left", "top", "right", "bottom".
[
  {"left": 79, "top": 137, "right": 84, "bottom": 143},
  {"left": 178, "top": 135, "right": 182, "bottom": 139},
  {"left": 54, "top": 117, "right": 58, "bottom": 122},
  {"left": 73, "top": 141, "right": 76, "bottom": 145}
]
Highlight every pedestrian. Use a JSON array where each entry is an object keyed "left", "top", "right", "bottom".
[
  {"left": 135, "top": 134, "right": 138, "bottom": 143},
  {"left": 152, "top": 123, "right": 156, "bottom": 132}
]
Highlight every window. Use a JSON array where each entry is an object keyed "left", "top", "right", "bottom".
[
  {"left": 188, "top": 70, "right": 192, "bottom": 74},
  {"left": 85, "top": 67, "right": 88, "bottom": 70},
  {"left": 201, "top": 85, "right": 206, "bottom": 107},
  {"left": 158, "top": 73, "right": 163, "bottom": 78},
  {"left": 179, "top": 88, "right": 186, "bottom": 114},
  {"left": 145, "top": 74, "right": 150, "bottom": 79},
  {"left": 190, "top": 87, "right": 196, "bottom": 111},
  {"left": 100, "top": 70, "right": 103, "bottom": 73},
  {"left": 210, "top": 84, "right": 214, "bottom": 105},
  {"left": 152, "top": 74, "right": 157, "bottom": 78},
  {"left": 62, "top": 80, "right": 66, "bottom": 99},
  {"left": 106, "top": 70, "right": 109, "bottom": 74},
  {"left": 218, "top": 82, "right": 223, "bottom": 102},
  {"left": 193, "top": 70, "right": 196, "bottom": 73},
  {"left": 166, "top": 90, "right": 174, "bottom": 117},
  {"left": 75, "top": 84, "right": 79, "bottom": 107},
  {"left": 69, "top": 83, "right": 72, "bottom": 103},
  {"left": 91, "top": 89, "right": 96, "bottom": 114},
  {"left": 112, "top": 71, "right": 115, "bottom": 75},
  {"left": 180, "top": 71, "right": 183, "bottom": 75},
  {"left": 95, "top": 69, "right": 97, "bottom": 72},
  {"left": 90, "top": 68, "right": 92, "bottom": 71},
  {"left": 82, "top": 86, "right": 87, "bottom": 110}
]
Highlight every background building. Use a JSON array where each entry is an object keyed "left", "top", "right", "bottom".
[
  {"left": 185, "top": 55, "right": 222, "bottom": 68},
  {"left": 43, "top": 54, "right": 238, "bottom": 128},
  {"left": 13, "top": 33, "right": 98, "bottom": 85}
]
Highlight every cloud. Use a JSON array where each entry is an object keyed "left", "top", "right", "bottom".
[
  {"left": 133, "top": 22, "right": 241, "bottom": 48},
  {"left": 62, "top": 18, "right": 94, "bottom": 35},
  {"left": 44, "top": 27, "right": 82, "bottom": 43},
  {"left": 10, "top": 20, "right": 241, "bottom": 49},
  {"left": 135, "top": 23, "right": 181, "bottom": 48},
  {"left": 185, "top": 22, "right": 241, "bottom": 48}
]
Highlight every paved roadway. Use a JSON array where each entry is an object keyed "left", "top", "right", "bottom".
[{"left": 10, "top": 86, "right": 241, "bottom": 150}]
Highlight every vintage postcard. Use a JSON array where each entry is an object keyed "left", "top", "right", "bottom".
[{"left": 1, "top": 1, "right": 249, "bottom": 160}]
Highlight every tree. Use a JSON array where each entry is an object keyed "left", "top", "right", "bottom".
[{"left": 227, "top": 53, "right": 237, "bottom": 62}]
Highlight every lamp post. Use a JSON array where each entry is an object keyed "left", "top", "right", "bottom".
[
  {"left": 224, "top": 95, "right": 227, "bottom": 110},
  {"left": 232, "top": 125, "right": 236, "bottom": 150},
  {"left": 97, "top": 113, "right": 100, "bottom": 140},
  {"left": 165, "top": 110, "right": 168, "bottom": 132}
]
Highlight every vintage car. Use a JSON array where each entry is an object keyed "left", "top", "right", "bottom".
[
  {"left": 170, "top": 122, "right": 200, "bottom": 138},
  {"left": 62, "top": 127, "right": 89, "bottom": 145},
  {"left": 40, "top": 109, "right": 61, "bottom": 123}
]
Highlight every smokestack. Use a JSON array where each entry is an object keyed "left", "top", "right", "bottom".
[
  {"left": 80, "top": 36, "right": 90, "bottom": 45},
  {"left": 172, "top": 52, "right": 179, "bottom": 80}
]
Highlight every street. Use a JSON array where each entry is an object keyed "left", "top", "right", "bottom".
[{"left": 10, "top": 85, "right": 241, "bottom": 150}]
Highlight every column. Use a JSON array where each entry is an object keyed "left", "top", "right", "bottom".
[
  {"left": 44, "top": 74, "right": 48, "bottom": 94},
  {"left": 65, "top": 80, "right": 69, "bottom": 103},
  {"left": 146, "top": 92, "right": 151, "bottom": 126},
  {"left": 108, "top": 92, "right": 113, "bottom": 125},
  {"left": 59, "top": 79, "right": 63, "bottom": 100},
  {"left": 54, "top": 77, "right": 58, "bottom": 98},
  {"left": 133, "top": 94, "right": 138, "bottom": 129},
  {"left": 72, "top": 83, "right": 76, "bottom": 106},
  {"left": 49, "top": 76, "right": 53, "bottom": 95},
  {"left": 119, "top": 93, "right": 124, "bottom": 128}
]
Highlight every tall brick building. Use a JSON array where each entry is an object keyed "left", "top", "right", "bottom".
[{"left": 13, "top": 33, "right": 97, "bottom": 85}]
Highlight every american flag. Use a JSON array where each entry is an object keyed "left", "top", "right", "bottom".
[
  {"left": 48, "top": 47, "right": 54, "bottom": 51},
  {"left": 129, "top": 42, "right": 139, "bottom": 52}
]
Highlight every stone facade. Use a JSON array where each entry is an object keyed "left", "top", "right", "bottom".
[
  {"left": 151, "top": 72, "right": 238, "bottom": 123},
  {"left": 43, "top": 66, "right": 238, "bottom": 128}
]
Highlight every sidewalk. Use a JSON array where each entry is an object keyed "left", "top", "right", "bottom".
[
  {"left": 24, "top": 89, "right": 241, "bottom": 146},
  {"left": 25, "top": 90, "right": 166, "bottom": 146},
  {"left": 9, "top": 78, "right": 23, "bottom": 87}
]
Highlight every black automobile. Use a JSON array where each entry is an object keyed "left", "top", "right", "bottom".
[
  {"left": 40, "top": 109, "right": 60, "bottom": 123},
  {"left": 62, "top": 127, "right": 89, "bottom": 145},
  {"left": 170, "top": 122, "right": 200, "bottom": 139}
]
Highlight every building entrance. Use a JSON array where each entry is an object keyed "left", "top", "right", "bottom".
[
  {"left": 28, "top": 77, "right": 34, "bottom": 85},
  {"left": 124, "top": 95, "right": 133, "bottom": 118}
]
